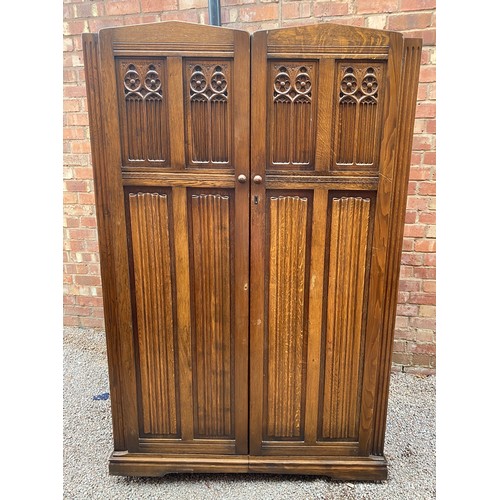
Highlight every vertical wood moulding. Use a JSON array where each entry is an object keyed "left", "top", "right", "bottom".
[
  {"left": 117, "top": 59, "right": 169, "bottom": 167},
  {"left": 320, "top": 196, "right": 371, "bottom": 440},
  {"left": 189, "top": 193, "right": 234, "bottom": 438},
  {"left": 268, "top": 62, "right": 317, "bottom": 170},
  {"left": 372, "top": 39, "right": 422, "bottom": 455},
  {"left": 185, "top": 60, "right": 232, "bottom": 167},
  {"left": 128, "top": 192, "right": 179, "bottom": 436},
  {"left": 82, "top": 33, "right": 126, "bottom": 450},
  {"left": 266, "top": 195, "right": 310, "bottom": 439}
]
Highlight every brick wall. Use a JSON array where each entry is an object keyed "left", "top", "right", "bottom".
[{"left": 63, "top": 0, "right": 436, "bottom": 374}]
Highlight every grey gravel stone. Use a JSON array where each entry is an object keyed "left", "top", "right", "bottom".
[{"left": 64, "top": 327, "right": 435, "bottom": 499}]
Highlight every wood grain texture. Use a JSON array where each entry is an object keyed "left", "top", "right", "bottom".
[
  {"left": 117, "top": 59, "right": 169, "bottom": 167},
  {"left": 128, "top": 192, "right": 179, "bottom": 436},
  {"left": 372, "top": 38, "right": 422, "bottom": 456},
  {"left": 84, "top": 20, "right": 421, "bottom": 479},
  {"left": 332, "top": 63, "right": 385, "bottom": 169},
  {"left": 109, "top": 452, "right": 387, "bottom": 480},
  {"left": 185, "top": 60, "right": 232, "bottom": 167},
  {"left": 190, "top": 193, "right": 233, "bottom": 438},
  {"left": 266, "top": 195, "right": 309, "bottom": 439},
  {"left": 268, "top": 62, "right": 317, "bottom": 169},
  {"left": 320, "top": 196, "right": 371, "bottom": 440},
  {"left": 82, "top": 33, "right": 126, "bottom": 451}
]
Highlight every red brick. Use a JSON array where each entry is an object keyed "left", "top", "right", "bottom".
[
  {"left": 397, "top": 303, "right": 419, "bottom": 317},
  {"left": 78, "top": 192, "right": 96, "bottom": 205},
  {"left": 415, "top": 102, "right": 435, "bottom": 118},
  {"left": 387, "top": 12, "right": 433, "bottom": 30},
  {"left": 410, "top": 354, "right": 432, "bottom": 367},
  {"left": 399, "top": 266, "right": 414, "bottom": 278},
  {"left": 71, "top": 141, "right": 92, "bottom": 154},
  {"left": 160, "top": 9, "right": 199, "bottom": 22},
  {"left": 392, "top": 352, "right": 412, "bottom": 366},
  {"left": 401, "top": 252, "right": 424, "bottom": 266},
  {"left": 64, "top": 100, "right": 81, "bottom": 113},
  {"left": 123, "top": 14, "right": 159, "bottom": 25},
  {"left": 406, "top": 28, "right": 436, "bottom": 46},
  {"left": 106, "top": 0, "right": 140, "bottom": 16},
  {"left": 414, "top": 267, "right": 436, "bottom": 279},
  {"left": 423, "top": 280, "right": 436, "bottom": 293},
  {"left": 405, "top": 210, "right": 417, "bottom": 224},
  {"left": 414, "top": 237, "right": 435, "bottom": 252},
  {"left": 406, "top": 181, "right": 417, "bottom": 195},
  {"left": 73, "top": 2, "right": 105, "bottom": 18},
  {"left": 398, "top": 279, "right": 420, "bottom": 292},
  {"left": 64, "top": 263, "right": 89, "bottom": 275},
  {"left": 63, "top": 20, "right": 88, "bottom": 36},
  {"left": 419, "top": 65, "right": 436, "bottom": 82},
  {"left": 357, "top": 0, "right": 398, "bottom": 14},
  {"left": 141, "top": 0, "right": 177, "bottom": 12},
  {"left": 79, "top": 317, "right": 106, "bottom": 329},
  {"left": 406, "top": 196, "right": 428, "bottom": 210},
  {"left": 402, "top": 238, "right": 413, "bottom": 251},
  {"left": 408, "top": 292, "right": 435, "bottom": 305},
  {"left": 239, "top": 4, "right": 278, "bottom": 22},
  {"left": 423, "top": 254, "right": 435, "bottom": 266},
  {"left": 64, "top": 85, "right": 87, "bottom": 98},
  {"left": 282, "top": 3, "right": 300, "bottom": 19},
  {"left": 400, "top": 0, "right": 436, "bottom": 11},
  {"left": 65, "top": 113, "right": 89, "bottom": 126},
  {"left": 412, "top": 135, "right": 433, "bottom": 151},
  {"left": 404, "top": 366, "right": 435, "bottom": 376},
  {"left": 65, "top": 180, "right": 89, "bottom": 192},
  {"left": 64, "top": 192, "right": 79, "bottom": 205},
  {"left": 63, "top": 217, "right": 80, "bottom": 228},
  {"left": 404, "top": 224, "right": 426, "bottom": 238},
  {"left": 77, "top": 296, "right": 103, "bottom": 307},
  {"left": 313, "top": 2, "right": 349, "bottom": 17},
  {"left": 74, "top": 275, "right": 101, "bottom": 286},
  {"left": 418, "top": 181, "right": 436, "bottom": 195},
  {"left": 64, "top": 127, "right": 85, "bottom": 140},
  {"left": 423, "top": 151, "right": 436, "bottom": 165},
  {"left": 80, "top": 216, "right": 97, "bottom": 228},
  {"left": 64, "top": 316, "right": 80, "bottom": 327},
  {"left": 398, "top": 291, "right": 409, "bottom": 303},
  {"left": 407, "top": 342, "right": 435, "bottom": 354},
  {"left": 74, "top": 167, "right": 95, "bottom": 180},
  {"left": 409, "top": 166, "right": 432, "bottom": 180},
  {"left": 419, "top": 211, "right": 435, "bottom": 224},
  {"left": 69, "top": 228, "right": 97, "bottom": 241},
  {"left": 417, "top": 83, "right": 427, "bottom": 101},
  {"left": 425, "top": 119, "right": 436, "bottom": 134},
  {"left": 323, "top": 16, "right": 365, "bottom": 27},
  {"left": 88, "top": 17, "right": 125, "bottom": 32}
]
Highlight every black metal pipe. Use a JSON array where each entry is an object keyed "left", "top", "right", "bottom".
[{"left": 208, "top": 0, "right": 221, "bottom": 26}]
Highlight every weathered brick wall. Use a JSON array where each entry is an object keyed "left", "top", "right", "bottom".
[{"left": 63, "top": 0, "right": 436, "bottom": 374}]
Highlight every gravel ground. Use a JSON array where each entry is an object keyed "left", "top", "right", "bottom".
[{"left": 64, "top": 327, "right": 435, "bottom": 499}]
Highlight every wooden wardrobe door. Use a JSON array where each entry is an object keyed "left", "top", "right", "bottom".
[
  {"left": 83, "top": 22, "right": 250, "bottom": 457},
  {"left": 249, "top": 25, "right": 420, "bottom": 459}
]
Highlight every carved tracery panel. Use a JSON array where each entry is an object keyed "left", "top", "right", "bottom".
[
  {"left": 332, "top": 63, "right": 385, "bottom": 169},
  {"left": 185, "top": 61, "right": 232, "bottom": 167},
  {"left": 117, "top": 59, "right": 169, "bottom": 167},
  {"left": 268, "top": 62, "right": 317, "bottom": 169}
]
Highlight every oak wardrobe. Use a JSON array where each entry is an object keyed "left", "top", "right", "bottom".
[{"left": 83, "top": 21, "right": 421, "bottom": 480}]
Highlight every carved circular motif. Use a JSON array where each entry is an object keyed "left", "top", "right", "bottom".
[
  {"left": 274, "top": 68, "right": 291, "bottom": 94},
  {"left": 361, "top": 73, "right": 378, "bottom": 96},
  {"left": 340, "top": 73, "right": 357, "bottom": 95},
  {"left": 190, "top": 69, "right": 207, "bottom": 93},
  {"left": 124, "top": 66, "right": 140, "bottom": 92},
  {"left": 145, "top": 68, "right": 161, "bottom": 92},
  {"left": 294, "top": 71, "right": 311, "bottom": 94},
  {"left": 210, "top": 68, "right": 227, "bottom": 93}
]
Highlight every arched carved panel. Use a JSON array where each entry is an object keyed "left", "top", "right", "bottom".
[
  {"left": 117, "top": 59, "right": 169, "bottom": 167},
  {"left": 185, "top": 61, "right": 232, "bottom": 167},
  {"left": 332, "top": 63, "right": 385, "bottom": 169},
  {"left": 268, "top": 62, "right": 317, "bottom": 169}
]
